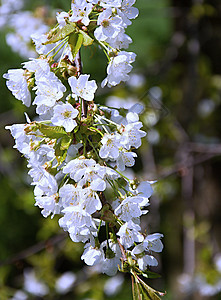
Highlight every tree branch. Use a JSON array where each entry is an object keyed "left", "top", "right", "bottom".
[
  {"left": 75, "top": 51, "right": 87, "bottom": 118},
  {"left": 0, "top": 233, "right": 66, "bottom": 267}
]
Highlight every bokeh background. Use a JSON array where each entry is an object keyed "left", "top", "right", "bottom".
[{"left": 1, "top": 0, "right": 221, "bottom": 299}]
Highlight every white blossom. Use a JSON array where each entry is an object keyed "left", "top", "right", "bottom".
[
  {"left": 51, "top": 103, "right": 79, "bottom": 132},
  {"left": 5, "top": 123, "right": 31, "bottom": 156},
  {"left": 70, "top": 0, "right": 93, "bottom": 26},
  {"left": 106, "top": 29, "right": 132, "bottom": 49},
  {"left": 59, "top": 184, "right": 83, "bottom": 208},
  {"left": 3, "top": 69, "right": 31, "bottom": 106},
  {"left": 59, "top": 206, "right": 97, "bottom": 242},
  {"left": 137, "top": 254, "right": 158, "bottom": 270},
  {"left": 81, "top": 243, "right": 103, "bottom": 266},
  {"left": 116, "top": 150, "right": 137, "bottom": 171},
  {"left": 143, "top": 233, "right": 164, "bottom": 253},
  {"left": 29, "top": 166, "right": 58, "bottom": 196},
  {"left": 120, "top": 112, "right": 146, "bottom": 150},
  {"left": 3, "top": 0, "right": 163, "bottom": 280},
  {"left": 68, "top": 74, "right": 97, "bottom": 101},
  {"left": 77, "top": 164, "right": 107, "bottom": 191},
  {"left": 114, "top": 196, "right": 148, "bottom": 222},
  {"left": 35, "top": 193, "right": 61, "bottom": 218},
  {"left": 28, "top": 144, "right": 55, "bottom": 167},
  {"left": 94, "top": 8, "right": 123, "bottom": 42},
  {"left": 100, "top": 241, "right": 122, "bottom": 276},
  {"left": 99, "top": 133, "right": 121, "bottom": 160},
  {"left": 59, "top": 184, "right": 102, "bottom": 214},
  {"left": 117, "top": 220, "right": 144, "bottom": 248},
  {"left": 102, "top": 51, "right": 136, "bottom": 87},
  {"left": 131, "top": 233, "right": 164, "bottom": 270},
  {"left": 117, "top": 0, "right": 139, "bottom": 26},
  {"left": 63, "top": 157, "right": 96, "bottom": 181},
  {"left": 23, "top": 58, "right": 51, "bottom": 77},
  {"left": 33, "top": 74, "right": 66, "bottom": 115},
  {"left": 135, "top": 181, "right": 154, "bottom": 200},
  {"left": 56, "top": 11, "right": 69, "bottom": 28}
]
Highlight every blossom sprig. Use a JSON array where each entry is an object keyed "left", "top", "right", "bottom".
[
  {"left": 4, "top": 1, "right": 165, "bottom": 299},
  {"left": 38, "top": 0, "right": 138, "bottom": 87}
]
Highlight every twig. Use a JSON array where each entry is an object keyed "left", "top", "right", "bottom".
[
  {"left": 159, "top": 152, "right": 219, "bottom": 180},
  {"left": 74, "top": 51, "right": 87, "bottom": 118},
  {"left": 187, "top": 142, "right": 221, "bottom": 154},
  {"left": 0, "top": 233, "right": 66, "bottom": 267},
  {"left": 117, "top": 238, "right": 127, "bottom": 262}
]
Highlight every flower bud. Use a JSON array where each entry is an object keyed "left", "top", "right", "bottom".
[{"left": 67, "top": 65, "right": 77, "bottom": 77}]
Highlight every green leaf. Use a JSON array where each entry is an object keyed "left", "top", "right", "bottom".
[
  {"left": 142, "top": 271, "right": 161, "bottom": 279},
  {"left": 136, "top": 276, "right": 166, "bottom": 300},
  {"left": 60, "top": 135, "right": 72, "bottom": 151},
  {"left": 131, "top": 272, "right": 166, "bottom": 300},
  {"left": 75, "top": 131, "right": 83, "bottom": 142},
  {"left": 140, "top": 283, "right": 157, "bottom": 300},
  {"left": 45, "top": 23, "right": 77, "bottom": 45},
  {"left": 68, "top": 32, "right": 84, "bottom": 59},
  {"left": 38, "top": 124, "right": 67, "bottom": 139},
  {"left": 132, "top": 276, "right": 143, "bottom": 300},
  {"left": 55, "top": 142, "right": 68, "bottom": 165},
  {"left": 55, "top": 141, "right": 62, "bottom": 157},
  {"left": 79, "top": 30, "right": 94, "bottom": 46}
]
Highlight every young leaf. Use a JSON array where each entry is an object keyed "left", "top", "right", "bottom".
[
  {"left": 79, "top": 30, "right": 94, "bottom": 46},
  {"left": 45, "top": 23, "right": 77, "bottom": 44},
  {"left": 38, "top": 124, "right": 67, "bottom": 139},
  {"left": 60, "top": 135, "right": 72, "bottom": 150},
  {"left": 55, "top": 141, "right": 68, "bottom": 165},
  {"left": 69, "top": 32, "right": 84, "bottom": 59},
  {"left": 142, "top": 271, "right": 161, "bottom": 279},
  {"left": 136, "top": 275, "right": 166, "bottom": 299},
  {"left": 132, "top": 275, "right": 143, "bottom": 300}
]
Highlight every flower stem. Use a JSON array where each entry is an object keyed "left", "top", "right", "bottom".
[
  {"left": 87, "top": 137, "right": 100, "bottom": 159},
  {"left": 46, "top": 37, "right": 68, "bottom": 57}
]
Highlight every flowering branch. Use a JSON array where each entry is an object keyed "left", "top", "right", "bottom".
[{"left": 3, "top": 1, "right": 165, "bottom": 299}]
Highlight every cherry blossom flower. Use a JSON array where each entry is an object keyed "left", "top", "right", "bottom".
[
  {"left": 70, "top": 0, "right": 93, "bottom": 26},
  {"left": 94, "top": 8, "right": 123, "bottom": 42},
  {"left": 56, "top": 11, "right": 69, "bottom": 28},
  {"left": 101, "top": 51, "right": 136, "bottom": 87},
  {"left": 99, "top": 133, "right": 121, "bottom": 160},
  {"left": 3, "top": 69, "right": 31, "bottom": 106},
  {"left": 68, "top": 74, "right": 97, "bottom": 101},
  {"left": 51, "top": 103, "right": 79, "bottom": 132},
  {"left": 117, "top": 220, "right": 144, "bottom": 249}
]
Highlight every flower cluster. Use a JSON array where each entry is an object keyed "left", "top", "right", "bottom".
[
  {"left": 4, "top": 0, "right": 164, "bottom": 290},
  {"left": 43, "top": 0, "right": 137, "bottom": 87}
]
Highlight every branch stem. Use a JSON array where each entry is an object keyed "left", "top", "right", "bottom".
[{"left": 75, "top": 51, "right": 87, "bottom": 118}]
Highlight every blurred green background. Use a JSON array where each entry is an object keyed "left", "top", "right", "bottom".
[{"left": 1, "top": 0, "right": 221, "bottom": 299}]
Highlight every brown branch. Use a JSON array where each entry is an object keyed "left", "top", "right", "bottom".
[
  {"left": 187, "top": 142, "right": 221, "bottom": 154},
  {"left": 159, "top": 152, "right": 219, "bottom": 180},
  {"left": 74, "top": 51, "right": 87, "bottom": 118},
  {"left": 117, "top": 238, "right": 127, "bottom": 262},
  {"left": 0, "top": 233, "right": 66, "bottom": 267}
]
